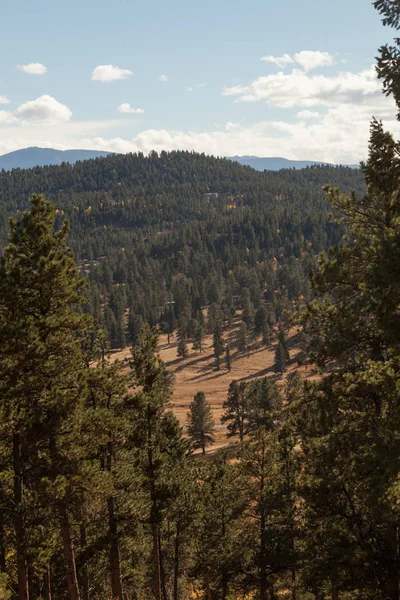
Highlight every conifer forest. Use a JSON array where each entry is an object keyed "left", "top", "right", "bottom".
[{"left": 1, "top": 1, "right": 400, "bottom": 599}]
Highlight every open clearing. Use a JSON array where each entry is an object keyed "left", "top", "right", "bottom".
[{"left": 114, "top": 319, "right": 312, "bottom": 451}]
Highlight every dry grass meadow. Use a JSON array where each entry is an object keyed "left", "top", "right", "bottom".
[{"left": 113, "top": 319, "right": 312, "bottom": 453}]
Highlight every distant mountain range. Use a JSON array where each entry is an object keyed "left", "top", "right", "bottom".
[
  {"left": 0, "top": 147, "right": 360, "bottom": 172},
  {"left": 229, "top": 155, "right": 359, "bottom": 171},
  {"left": 0, "top": 147, "right": 113, "bottom": 171}
]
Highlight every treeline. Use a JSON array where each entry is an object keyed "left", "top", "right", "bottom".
[{"left": 0, "top": 151, "right": 365, "bottom": 348}]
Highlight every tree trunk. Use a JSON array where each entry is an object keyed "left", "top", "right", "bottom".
[
  {"left": 259, "top": 513, "right": 267, "bottom": 600},
  {"left": 291, "top": 567, "right": 296, "bottom": 600},
  {"left": 206, "top": 570, "right": 212, "bottom": 600},
  {"left": 222, "top": 573, "right": 229, "bottom": 600},
  {"left": 108, "top": 496, "right": 124, "bottom": 600},
  {"left": 386, "top": 526, "right": 399, "bottom": 600},
  {"left": 43, "top": 564, "right": 52, "bottom": 600},
  {"left": 152, "top": 524, "right": 162, "bottom": 600},
  {"left": 58, "top": 500, "right": 81, "bottom": 600},
  {"left": 331, "top": 582, "right": 339, "bottom": 600},
  {"left": 173, "top": 518, "right": 181, "bottom": 600},
  {"left": 13, "top": 430, "right": 29, "bottom": 600},
  {"left": 158, "top": 532, "right": 168, "bottom": 600},
  {"left": 80, "top": 525, "right": 89, "bottom": 600},
  {"left": 0, "top": 508, "right": 6, "bottom": 574}
]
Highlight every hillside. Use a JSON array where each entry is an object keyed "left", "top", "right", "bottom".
[
  {"left": 0, "top": 150, "right": 365, "bottom": 351},
  {"left": 115, "top": 319, "right": 308, "bottom": 452},
  {"left": 0, "top": 146, "right": 360, "bottom": 172}
]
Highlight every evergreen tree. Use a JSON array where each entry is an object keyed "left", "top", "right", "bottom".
[
  {"left": 225, "top": 345, "right": 231, "bottom": 371},
  {"left": 192, "top": 324, "right": 205, "bottom": 353},
  {"left": 261, "top": 322, "right": 271, "bottom": 347},
  {"left": 274, "top": 342, "right": 287, "bottom": 375},
  {"left": 128, "top": 309, "right": 144, "bottom": 346},
  {"left": 236, "top": 322, "right": 247, "bottom": 354},
  {"left": 213, "top": 323, "right": 225, "bottom": 370},
  {"left": 130, "top": 326, "right": 173, "bottom": 600},
  {"left": 246, "top": 377, "right": 282, "bottom": 434},
  {"left": 177, "top": 337, "right": 189, "bottom": 359},
  {"left": 0, "top": 195, "right": 92, "bottom": 600},
  {"left": 241, "top": 428, "right": 298, "bottom": 600},
  {"left": 187, "top": 392, "right": 215, "bottom": 455},
  {"left": 195, "top": 452, "right": 248, "bottom": 599},
  {"left": 221, "top": 381, "right": 248, "bottom": 442},
  {"left": 278, "top": 325, "right": 290, "bottom": 361},
  {"left": 290, "top": 38, "right": 400, "bottom": 592}
]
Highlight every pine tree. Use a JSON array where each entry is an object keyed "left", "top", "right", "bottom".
[
  {"left": 261, "top": 322, "right": 271, "bottom": 347},
  {"left": 278, "top": 325, "right": 290, "bottom": 361},
  {"left": 241, "top": 428, "right": 298, "bottom": 600},
  {"left": 246, "top": 377, "right": 282, "bottom": 434},
  {"left": 192, "top": 324, "right": 205, "bottom": 353},
  {"left": 177, "top": 337, "right": 189, "bottom": 359},
  {"left": 225, "top": 345, "right": 231, "bottom": 372},
  {"left": 213, "top": 323, "right": 225, "bottom": 370},
  {"left": 274, "top": 342, "right": 286, "bottom": 375},
  {"left": 291, "top": 58, "right": 400, "bottom": 594},
  {"left": 130, "top": 326, "right": 173, "bottom": 600},
  {"left": 221, "top": 381, "right": 248, "bottom": 442},
  {"left": 236, "top": 322, "right": 247, "bottom": 354},
  {"left": 187, "top": 392, "right": 215, "bottom": 455},
  {"left": 0, "top": 195, "right": 92, "bottom": 600},
  {"left": 127, "top": 309, "right": 144, "bottom": 346},
  {"left": 195, "top": 452, "right": 248, "bottom": 599}
]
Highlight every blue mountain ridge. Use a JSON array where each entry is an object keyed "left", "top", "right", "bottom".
[{"left": 0, "top": 147, "right": 360, "bottom": 172}]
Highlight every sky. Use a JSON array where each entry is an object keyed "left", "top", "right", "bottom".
[{"left": 0, "top": 0, "right": 398, "bottom": 163}]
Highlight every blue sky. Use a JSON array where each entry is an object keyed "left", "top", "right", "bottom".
[{"left": 0, "top": 0, "right": 397, "bottom": 162}]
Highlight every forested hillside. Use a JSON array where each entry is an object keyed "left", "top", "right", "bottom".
[{"left": 0, "top": 152, "right": 364, "bottom": 349}]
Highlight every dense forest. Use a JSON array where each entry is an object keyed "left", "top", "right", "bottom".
[
  {"left": 1, "top": 1, "right": 400, "bottom": 599},
  {"left": 0, "top": 153, "right": 364, "bottom": 350}
]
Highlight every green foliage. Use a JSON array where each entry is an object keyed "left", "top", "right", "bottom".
[
  {"left": 225, "top": 344, "right": 231, "bottom": 371},
  {"left": 177, "top": 336, "right": 189, "bottom": 359},
  {"left": 192, "top": 323, "right": 205, "bottom": 352},
  {"left": 221, "top": 381, "right": 248, "bottom": 442},
  {"left": 0, "top": 151, "right": 364, "bottom": 346},
  {"left": 213, "top": 323, "right": 225, "bottom": 370},
  {"left": 274, "top": 342, "right": 287, "bottom": 374},
  {"left": 236, "top": 322, "right": 248, "bottom": 353},
  {"left": 187, "top": 392, "right": 215, "bottom": 455}
]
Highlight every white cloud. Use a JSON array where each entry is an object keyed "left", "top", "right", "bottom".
[
  {"left": 17, "top": 63, "right": 47, "bottom": 75},
  {"left": 75, "top": 104, "right": 397, "bottom": 165},
  {"left": 293, "top": 51, "right": 335, "bottom": 71},
  {"left": 118, "top": 103, "right": 144, "bottom": 114},
  {"left": 0, "top": 58, "right": 398, "bottom": 166},
  {"left": 0, "top": 111, "right": 17, "bottom": 124},
  {"left": 159, "top": 74, "right": 169, "bottom": 82},
  {"left": 223, "top": 66, "right": 385, "bottom": 110},
  {"left": 16, "top": 95, "right": 72, "bottom": 124},
  {"left": 297, "top": 110, "right": 321, "bottom": 120},
  {"left": 0, "top": 96, "right": 9, "bottom": 105},
  {"left": 260, "top": 51, "right": 334, "bottom": 72},
  {"left": 261, "top": 53, "right": 294, "bottom": 68},
  {"left": 0, "top": 99, "right": 398, "bottom": 165},
  {"left": 91, "top": 65, "right": 132, "bottom": 82}
]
